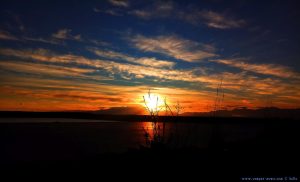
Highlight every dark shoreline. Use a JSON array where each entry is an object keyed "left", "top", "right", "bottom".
[{"left": 1, "top": 111, "right": 299, "bottom": 123}]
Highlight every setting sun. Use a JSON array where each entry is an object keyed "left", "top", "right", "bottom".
[{"left": 142, "top": 92, "right": 164, "bottom": 113}]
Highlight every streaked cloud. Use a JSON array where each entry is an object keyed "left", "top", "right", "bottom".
[
  {"left": 0, "top": 30, "right": 18, "bottom": 40},
  {"left": 88, "top": 48, "right": 175, "bottom": 69},
  {"left": 0, "top": 74, "right": 239, "bottom": 113},
  {"left": 0, "top": 83, "right": 130, "bottom": 111},
  {"left": 104, "top": 9, "right": 122, "bottom": 16},
  {"left": 1, "top": 47, "right": 300, "bottom": 111},
  {"left": 129, "top": 10, "right": 152, "bottom": 19},
  {"left": 127, "top": 2, "right": 245, "bottom": 29},
  {"left": 1, "top": 47, "right": 297, "bottom": 90},
  {"left": 0, "top": 75, "right": 157, "bottom": 111},
  {"left": 25, "top": 34, "right": 107, "bottom": 46},
  {"left": 182, "top": 10, "right": 246, "bottom": 29},
  {"left": 0, "top": 48, "right": 228, "bottom": 88},
  {"left": 53, "top": 93, "right": 123, "bottom": 102},
  {"left": 108, "top": 0, "right": 129, "bottom": 8},
  {"left": 87, "top": 48, "right": 134, "bottom": 61},
  {"left": 52, "top": 29, "right": 70, "bottom": 39},
  {"left": 129, "top": 1, "right": 174, "bottom": 19},
  {"left": 93, "top": 7, "right": 123, "bottom": 16},
  {"left": 2, "top": 72, "right": 299, "bottom": 112},
  {"left": 0, "top": 61, "right": 95, "bottom": 78},
  {"left": 0, "top": 48, "right": 62, "bottom": 62},
  {"left": 135, "top": 57, "right": 175, "bottom": 69},
  {"left": 215, "top": 59, "right": 300, "bottom": 79},
  {"left": 52, "top": 28, "right": 82, "bottom": 41},
  {"left": 23, "top": 37, "right": 60, "bottom": 44},
  {"left": 130, "top": 34, "right": 217, "bottom": 62},
  {"left": 89, "top": 39, "right": 111, "bottom": 47},
  {"left": 93, "top": 7, "right": 101, "bottom": 12}
]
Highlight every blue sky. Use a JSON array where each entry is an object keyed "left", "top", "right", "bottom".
[{"left": 0, "top": 0, "right": 300, "bottom": 112}]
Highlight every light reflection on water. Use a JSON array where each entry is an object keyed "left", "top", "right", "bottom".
[
  {"left": 137, "top": 121, "right": 265, "bottom": 149},
  {"left": 0, "top": 118, "right": 265, "bottom": 161},
  {"left": 140, "top": 121, "right": 165, "bottom": 140}
]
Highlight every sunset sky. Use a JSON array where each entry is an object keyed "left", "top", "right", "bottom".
[{"left": 0, "top": 0, "right": 300, "bottom": 113}]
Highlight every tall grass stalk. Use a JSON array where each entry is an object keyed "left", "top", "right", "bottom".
[
  {"left": 142, "top": 89, "right": 183, "bottom": 149},
  {"left": 213, "top": 78, "right": 225, "bottom": 117}
]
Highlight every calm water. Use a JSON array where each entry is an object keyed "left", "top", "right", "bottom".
[{"left": 0, "top": 118, "right": 265, "bottom": 162}]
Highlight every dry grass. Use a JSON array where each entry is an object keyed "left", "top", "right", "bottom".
[{"left": 142, "top": 89, "right": 184, "bottom": 149}]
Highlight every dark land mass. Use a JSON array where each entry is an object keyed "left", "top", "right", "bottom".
[
  {"left": 182, "top": 107, "right": 300, "bottom": 119},
  {"left": 0, "top": 111, "right": 148, "bottom": 122},
  {"left": 0, "top": 110, "right": 299, "bottom": 181},
  {"left": 1, "top": 107, "right": 300, "bottom": 122}
]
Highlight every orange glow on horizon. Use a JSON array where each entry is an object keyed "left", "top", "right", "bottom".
[{"left": 1, "top": 84, "right": 300, "bottom": 113}]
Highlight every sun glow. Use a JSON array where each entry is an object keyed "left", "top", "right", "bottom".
[{"left": 143, "top": 92, "right": 164, "bottom": 114}]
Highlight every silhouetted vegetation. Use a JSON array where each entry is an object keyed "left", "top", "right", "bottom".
[{"left": 141, "top": 89, "right": 188, "bottom": 150}]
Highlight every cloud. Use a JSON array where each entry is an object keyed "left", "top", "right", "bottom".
[
  {"left": 0, "top": 48, "right": 274, "bottom": 84},
  {"left": 128, "top": 1, "right": 174, "bottom": 19},
  {"left": 23, "top": 37, "right": 60, "bottom": 44},
  {"left": 93, "top": 8, "right": 101, "bottom": 12},
  {"left": 215, "top": 59, "right": 300, "bottom": 79},
  {"left": 0, "top": 83, "right": 132, "bottom": 111},
  {"left": 108, "top": 0, "right": 129, "bottom": 7},
  {"left": 52, "top": 29, "right": 70, "bottom": 39},
  {"left": 3, "top": 72, "right": 299, "bottom": 112},
  {"left": 0, "top": 76, "right": 218, "bottom": 112},
  {"left": 0, "top": 48, "right": 217, "bottom": 86},
  {"left": 0, "top": 28, "right": 83, "bottom": 45},
  {"left": 73, "top": 34, "right": 82, "bottom": 41},
  {"left": 130, "top": 34, "right": 217, "bottom": 62},
  {"left": 181, "top": 10, "right": 246, "bottom": 29},
  {"left": 0, "top": 73, "right": 222, "bottom": 113},
  {"left": 1, "top": 47, "right": 300, "bottom": 105},
  {"left": 94, "top": 7, "right": 123, "bottom": 16},
  {"left": 53, "top": 94, "right": 123, "bottom": 102},
  {"left": 0, "top": 30, "right": 18, "bottom": 40},
  {"left": 0, "top": 61, "right": 95, "bottom": 78},
  {"left": 129, "top": 10, "right": 152, "bottom": 19},
  {"left": 52, "top": 28, "right": 82, "bottom": 41},
  {"left": 26, "top": 34, "right": 108, "bottom": 46},
  {"left": 1, "top": 47, "right": 300, "bottom": 111},
  {"left": 0, "top": 48, "right": 62, "bottom": 62},
  {"left": 127, "top": 2, "right": 245, "bottom": 29},
  {"left": 135, "top": 57, "right": 175, "bottom": 69},
  {"left": 89, "top": 39, "right": 111, "bottom": 46},
  {"left": 88, "top": 48, "right": 175, "bottom": 69},
  {"left": 88, "top": 48, "right": 133, "bottom": 61},
  {"left": 105, "top": 9, "right": 123, "bottom": 16}
]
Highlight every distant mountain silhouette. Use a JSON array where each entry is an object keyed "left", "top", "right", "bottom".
[
  {"left": 181, "top": 107, "right": 300, "bottom": 119},
  {"left": 93, "top": 106, "right": 145, "bottom": 115},
  {"left": 1, "top": 107, "right": 299, "bottom": 119}
]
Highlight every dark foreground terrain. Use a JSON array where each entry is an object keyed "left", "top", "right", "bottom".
[{"left": 0, "top": 113, "right": 299, "bottom": 181}]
